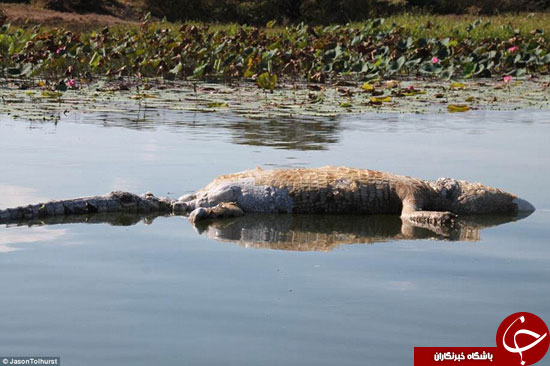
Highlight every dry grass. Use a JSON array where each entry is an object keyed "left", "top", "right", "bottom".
[{"left": 0, "top": 2, "right": 139, "bottom": 30}]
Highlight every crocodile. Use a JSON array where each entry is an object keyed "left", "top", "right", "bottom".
[
  {"left": 174, "top": 166, "right": 535, "bottom": 225},
  {"left": 0, "top": 167, "right": 535, "bottom": 228}
]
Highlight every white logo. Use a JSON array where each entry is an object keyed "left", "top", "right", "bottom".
[{"left": 503, "top": 315, "right": 548, "bottom": 365}]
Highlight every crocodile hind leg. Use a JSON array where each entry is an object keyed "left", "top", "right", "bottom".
[{"left": 188, "top": 202, "right": 244, "bottom": 224}]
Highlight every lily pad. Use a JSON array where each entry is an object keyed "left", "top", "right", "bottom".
[
  {"left": 361, "top": 82, "right": 374, "bottom": 91},
  {"left": 207, "top": 102, "right": 229, "bottom": 108},
  {"left": 447, "top": 104, "right": 471, "bottom": 112},
  {"left": 450, "top": 82, "right": 467, "bottom": 89},
  {"left": 370, "top": 96, "right": 392, "bottom": 103},
  {"left": 40, "top": 91, "right": 63, "bottom": 99}
]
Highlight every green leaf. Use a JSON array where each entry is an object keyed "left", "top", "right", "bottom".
[
  {"left": 169, "top": 62, "right": 183, "bottom": 76},
  {"left": 21, "top": 63, "right": 33, "bottom": 77},
  {"left": 7, "top": 67, "right": 20, "bottom": 76},
  {"left": 370, "top": 96, "right": 392, "bottom": 103},
  {"left": 41, "top": 91, "right": 63, "bottom": 98},
  {"left": 419, "top": 62, "right": 434, "bottom": 74},
  {"left": 511, "top": 68, "right": 526, "bottom": 77},
  {"left": 244, "top": 69, "right": 255, "bottom": 78},
  {"left": 56, "top": 82, "right": 68, "bottom": 92},
  {"left": 193, "top": 64, "right": 207, "bottom": 78},
  {"left": 463, "top": 62, "right": 476, "bottom": 78},
  {"left": 8, "top": 41, "right": 15, "bottom": 56},
  {"left": 450, "top": 82, "right": 466, "bottom": 89},
  {"left": 448, "top": 104, "right": 470, "bottom": 112},
  {"left": 207, "top": 102, "right": 228, "bottom": 108},
  {"left": 361, "top": 82, "right": 374, "bottom": 91},
  {"left": 389, "top": 56, "right": 406, "bottom": 72},
  {"left": 474, "top": 63, "right": 486, "bottom": 75},
  {"left": 89, "top": 52, "right": 101, "bottom": 68},
  {"left": 351, "top": 35, "right": 363, "bottom": 47},
  {"left": 441, "top": 66, "right": 454, "bottom": 79},
  {"left": 257, "top": 72, "right": 277, "bottom": 90}
]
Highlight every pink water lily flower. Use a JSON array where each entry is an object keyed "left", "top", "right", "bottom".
[
  {"left": 508, "top": 46, "right": 519, "bottom": 53},
  {"left": 503, "top": 75, "right": 512, "bottom": 83},
  {"left": 66, "top": 79, "right": 76, "bottom": 88},
  {"left": 56, "top": 46, "right": 66, "bottom": 55},
  {"left": 407, "top": 85, "right": 415, "bottom": 91},
  {"left": 431, "top": 56, "right": 439, "bottom": 64}
]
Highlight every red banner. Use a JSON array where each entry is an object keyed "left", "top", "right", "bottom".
[
  {"left": 415, "top": 312, "right": 549, "bottom": 366},
  {"left": 415, "top": 347, "right": 510, "bottom": 365}
]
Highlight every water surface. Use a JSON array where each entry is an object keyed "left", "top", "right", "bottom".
[{"left": 0, "top": 108, "right": 549, "bottom": 365}]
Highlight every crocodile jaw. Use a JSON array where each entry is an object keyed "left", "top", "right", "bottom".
[{"left": 513, "top": 197, "right": 535, "bottom": 213}]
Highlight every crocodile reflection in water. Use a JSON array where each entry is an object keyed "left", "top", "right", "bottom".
[
  {"left": 192, "top": 214, "right": 530, "bottom": 251},
  {"left": 2, "top": 212, "right": 531, "bottom": 252}
]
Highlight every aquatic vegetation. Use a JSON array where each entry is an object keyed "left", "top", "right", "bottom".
[
  {"left": 370, "top": 96, "right": 392, "bottom": 103},
  {"left": 0, "top": 11, "right": 547, "bottom": 119},
  {"left": 361, "top": 82, "right": 374, "bottom": 91},
  {"left": 257, "top": 72, "right": 277, "bottom": 90},
  {"left": 0, "top": 76, "right": 548, "bottom": 121},
  {"left": 1, "top": 17, "right": 550, "bottom": 85},
  {"left": 447, "top": 104, "right": 471, "bottom": 112}
]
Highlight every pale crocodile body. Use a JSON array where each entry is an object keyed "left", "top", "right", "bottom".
[
  {"left": 183, "top": 166, "right": 405, "bottom": 214},
  {"left": 175, "top": 166, "right": 534, "bottom": 224},
  {"left": 0, "top": 167, "right": 535, "bottom": 228}
]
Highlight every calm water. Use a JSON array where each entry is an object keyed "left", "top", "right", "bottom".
[{"left": 0, "top": 108, "right": 549, "bottom": 365}]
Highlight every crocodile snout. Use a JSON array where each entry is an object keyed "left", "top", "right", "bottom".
[{"left": 513, "top": 197, "right": 535, "bottom": 213}]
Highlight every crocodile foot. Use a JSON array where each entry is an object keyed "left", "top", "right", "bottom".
[{"left": 188, "top": 202, "right": 244, "bottom": 224}]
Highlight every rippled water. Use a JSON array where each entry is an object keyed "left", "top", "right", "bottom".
[{"left": 0, "top": 108, "right": 549, "bottom": 365}]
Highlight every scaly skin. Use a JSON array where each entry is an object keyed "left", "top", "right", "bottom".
[
  {"left": 0, "top": 167, "right": 535, "bottom": 231},
  {"left": 0, "top": 191, "right": 173, "bottom": 222},
  {"left": 174, "top": 166, "right": 535, "bottom": 226}
]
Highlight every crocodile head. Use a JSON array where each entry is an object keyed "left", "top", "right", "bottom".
[{"left": 431, "top": 178, "right": 535, "bottom": 215}]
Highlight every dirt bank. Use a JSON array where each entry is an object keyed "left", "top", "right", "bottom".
[{"left": 0, "top": 3, "right": 139, "bottom": 29}]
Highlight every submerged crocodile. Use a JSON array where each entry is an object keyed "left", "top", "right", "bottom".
[{"left": 0, "top": 167, "right": 535, "bottom": 228}]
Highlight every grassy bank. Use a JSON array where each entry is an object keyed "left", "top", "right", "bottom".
[
  {"left": 1, "top": 13, "right": 550, "bottom": 86},
  {"left": 372, "top": 13, "right": 550, "bottom": 42}
]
